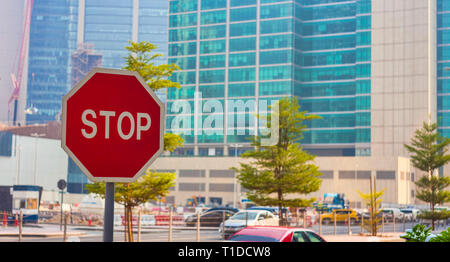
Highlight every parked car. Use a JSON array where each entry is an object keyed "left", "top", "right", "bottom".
[
  {"left": 185, "top": 210, "right": 237, "bottom": 227},
  {"left": 227, "top": 226, "right": 326, "bottom": 242},
  {"left": 381, "top": 208, "right": 404, "bottom": 222},
  {"left": 219, "top": 210, "right": 279, "bottom": 239},
  {"left": 205, "top": 207, "right": 240, "bottom": 213},
  {"left": 400, "top": 208, "right": 419, "bottom": 222},
  {"left": 246, "top": 206, "right": 292, "bottom": 224},
  {"left": 320, "top": 209, "right": 359, "bottom": 225}
]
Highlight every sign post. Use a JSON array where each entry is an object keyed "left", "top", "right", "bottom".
[
  {"left": 61, "top": 68, "right": 164, "bottom": 242},
  {"left": 104, "top": 182, "right": 115, "bottom": 242},
  {"left": 57, "top": 179, "right": 67, "bottom": 231}
]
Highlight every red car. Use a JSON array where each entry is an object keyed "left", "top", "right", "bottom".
[{"left": 226, "top": 226, "right": 327, "bottom": 242}]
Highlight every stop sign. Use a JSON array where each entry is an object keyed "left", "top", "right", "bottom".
[{"left": 61, "top": 68, "right": 165, "bottom": 183}]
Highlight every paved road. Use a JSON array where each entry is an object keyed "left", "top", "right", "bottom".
[
  {"left": 0, "top": 225, "right": 223, "bottom": 242},
  {"left": 1, "top": 222, "right": 448, "bottom": 242}
]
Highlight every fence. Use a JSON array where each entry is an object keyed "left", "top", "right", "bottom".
[{"left": 3, "top": 208, "right": 449, "bottom": 242}]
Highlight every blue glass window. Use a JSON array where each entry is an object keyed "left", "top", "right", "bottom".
[
  {"left": 229, "top": 68, "right": 256, "bottom": 82},
  {"left": 170, "top": 71, "right": 196, "bottom": 85},
  {"left": 200, "top": 25, "right": 226, "bottom": 39},
  {"left": 229, "top": 37, "right": 256, "bottom": 52},
  {"left": 228, "top": 83, "right": 256, "bottom": 97},
  {"left": 167, "top": 85, "right": 195, "bottom": 100},
  {"left": 201, "top": 0, "right": 227, "bottom": 10},
  {"left": 230, "top": 0, "right": 257, "bottom": 7},
  {"left": 259, "top": 65, "right": 292, "bottom": 80},
  {"left": 200, "top": 55, "right": 226, "bottom": 68},
  {"left": 259, "top": 81, "right": 291, "bottom": 96},
  {"left": 229, "top": 52, "right": 256, "bottom": 67},
  {"left": 260, "top": 50, "right": 292, "bottom": 65},
  {"left": 199, "top": 70, "right": 225, "bottom": 83},
  {"left": 170, "top": 0, "right": 198, "bottom": 13},
  {"left": 260, "top": 34, "right": 292, "bottom": 49},
  {"left": 169, "top": 28, "right": 197, "bottom": 41},
  {"left": 169, "top": 57, "right": 196, "bottom": 70},
  {"left": 200, "top": 40, "right": 226, "bottom": 54},
  {"left": 201, "top": 10, "right": 227, "bottom": 24},
  {"left": 230, "top": 7, "right": 257, "bottom": 22},
  {"left": 260, "top": 3, "right": 293, "bottom": 19},
  {"left": 230, "top": 22, "right": 257, "bottom": 37},
  {"left": 260, "top": 19, "right": 293, "bottom": 34},
  {"left": 169, "top": 42, "right": 196, "bottom": 56},
  {"left": 169, "top": 13, "right": 197, "bottom": 27},
  {"left": 198, "top": 85, "right": 225, "bottom": 98}
]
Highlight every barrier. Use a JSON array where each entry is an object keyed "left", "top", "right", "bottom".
[{"left": 155, "top": 215, "right": 184, "bottom": 226}]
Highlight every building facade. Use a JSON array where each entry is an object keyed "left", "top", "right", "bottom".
[
  {"left": 166, "top": 0, "right": 374, "bottom": 157},
  {"left": 24, "top": 0, "right": 169, "bottom": 125},
  {"left": 160, "top": 0, "right": 441, "bottom": 207}
]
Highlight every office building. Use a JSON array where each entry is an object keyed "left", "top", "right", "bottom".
[
  {"left": 24, "top": 0, "right": 169, "bottom": 124},
  {"left": 158, "top": 0, "right": 440, "bottom": 207}
]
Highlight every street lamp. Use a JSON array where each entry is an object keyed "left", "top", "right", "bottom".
[{"left": 30, "top": 133, "right": 45, "bottom": 185}]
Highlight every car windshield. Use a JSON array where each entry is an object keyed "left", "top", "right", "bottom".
[
  {"left": 400, "top": 210, "right": 412, "bottom": 213},
  {"left": 230, "top": 212, "right": 258, "bottom": 220},
  {"left": 228, "top": 235, "right": 279, "bottom": 242}
]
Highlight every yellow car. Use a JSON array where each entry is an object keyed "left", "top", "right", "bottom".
[{"left": 320, "top": 209, "right": 359, "bottom": 225}]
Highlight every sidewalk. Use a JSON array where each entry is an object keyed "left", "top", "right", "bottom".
[
  {"left": 0, "top": 224, "right": 86, "bottom": 238},
  {"left": 323, "top": 232, "right": 406, "bottom": 242}
]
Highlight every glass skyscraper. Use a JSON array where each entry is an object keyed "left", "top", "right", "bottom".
[
  {"left": 438, "top": 0, "right": 450, "bottom": 138},
  {"left": 167, "top": 0, "right": 372, "bottom": 157},
  {"left": 25, "top": 0, "right": 169, "bottom": 124}
]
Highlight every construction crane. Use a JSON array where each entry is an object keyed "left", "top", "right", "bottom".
[{"left": 8, "top": 0, "right": 34, "bottom": 126}]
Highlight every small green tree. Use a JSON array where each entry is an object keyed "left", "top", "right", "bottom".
[
  {"left": 357, "top": 188, "right": 385, "bottom": 236},
  {"left": 233, "top": 97, "right": 323, "bottom": 226},
  {"left": 404, "top": 121, "right": 450, "bottom": 229},
  {"left": 86, "top": 170, "right": 175, "bottom": 242}
]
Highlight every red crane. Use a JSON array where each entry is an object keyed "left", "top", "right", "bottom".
[{"left": 8, "top": 0, "right": 34, "bottom": 125}]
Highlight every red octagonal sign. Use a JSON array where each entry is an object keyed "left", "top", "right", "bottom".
[{"left": 61, "top": 68, "right": 165, "bottom": 183}]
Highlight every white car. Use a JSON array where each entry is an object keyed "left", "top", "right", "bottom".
[
  {"left": 381, "top": 208, "right": 404, "bottom": 222},
  {"left": 219, "top": 210, "right": 279, "bottom": 239},
  {"left": 400, "top": 208, "right": 419, "bottom": 222}
]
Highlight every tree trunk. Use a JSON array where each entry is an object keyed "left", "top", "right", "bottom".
[
  {"left": 278, "top": 190, "right": 284, "bottom": 226},
  {"left": 127, "top": 206, "right": 134, "bottom": 242},
  {"left": 124, "top": 207, "right": 128, "bottom": 242}
]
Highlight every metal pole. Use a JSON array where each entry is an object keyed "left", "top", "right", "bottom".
[
  {"left": 361, "top": 213, "right": 364, "bottom": 234},
  {"left": 403, "top": 215, "right": 406, "bottom": 232},
  {"left": 60, "top": 191, "right": 63, "bottom": 231},
  {"left": 333, "top": 211, "right": 337, "bottom": 235},
  {"left": 393, "top": 213, "right": 396, "bottom": 233},
  {"left": 103, "top": 182, "right": 114, "bottom": 242},
  {"left": 222, "top": 211, "right": 226, "bottom": 240},
  {"left": 347, "top": 211, "right": 351, "bottom": 235},
  {"left": 63, "top": 212, "right": 68, "bottom": 242},
  {"left": 168, "top": 207, "right": 173, "bottom": 242},
  {"left": 319, "top": 211, "right": 322, "bottom": 236},
  {"left": 138, "top": 209, "right": 141, "bottom": 242},
  {"left": 19, "top": 210, "right": 23, "bottom": 242},
  {"left": 303, "top": 210, "right": 307, "bottom": 228},
  {"left": 33, "top": 136, "right": 38, "bottom": 185},
  {"left": 196, "top": 211, "right": 200, "bottom": 242}
]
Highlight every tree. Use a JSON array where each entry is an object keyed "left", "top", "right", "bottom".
[
  {"left": 85, "top": 170, "right": 175, "bottom": 242},
  {"left": 404, "top": 121, "right": 450, "bottom": 229},
  {"left": 357, "top": 176, "right": 385, "bottom": 236},
  {"left": 86, "top": 41, "right": 183, "bottom": 241},
  {"left": 233, "top": 97, "right": 323, "bottom": 226}
]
